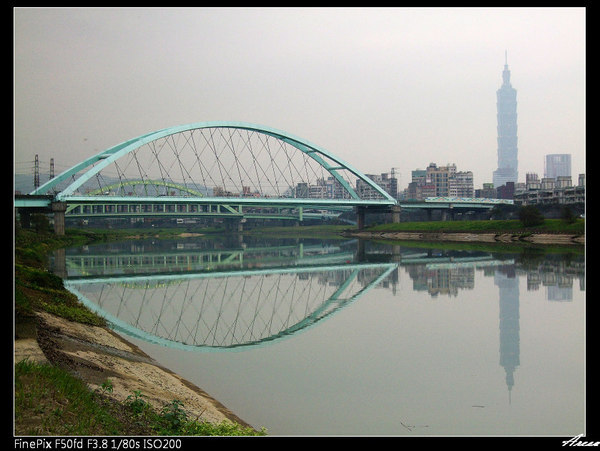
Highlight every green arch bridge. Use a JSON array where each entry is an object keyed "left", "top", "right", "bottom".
[{"left": 15, "top": 121, "right": 510, "bottom": 233}]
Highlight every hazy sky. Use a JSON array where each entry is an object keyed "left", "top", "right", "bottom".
[{"left": 14, "top": 7, "right": 585, "bottom": 190}]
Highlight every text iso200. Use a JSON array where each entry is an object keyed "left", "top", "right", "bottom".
[{"left": 143, "top": 439, "right": 182, "bottom": 449}]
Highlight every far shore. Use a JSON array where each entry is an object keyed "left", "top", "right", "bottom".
[{"left": 343, "top": 230, "right": 585, "bottom": 245}]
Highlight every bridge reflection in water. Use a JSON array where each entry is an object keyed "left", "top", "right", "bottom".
[
  {"left": 54, "top": 238, "right": 398, "bottom": 351},
  {"left": 52, "top": 237, "right": 507, "bottom": 352}
]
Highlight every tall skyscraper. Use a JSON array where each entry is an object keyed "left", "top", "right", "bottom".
[
  {"left": 544, "top": 153, "right": 571, "bottom": 178},
  {"left": 493, "top": 53, "right": 519, "bottom": 188}
]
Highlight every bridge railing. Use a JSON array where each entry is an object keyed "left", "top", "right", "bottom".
[{"left": 424, "top": 197, "right": 514, "bottom": 205}]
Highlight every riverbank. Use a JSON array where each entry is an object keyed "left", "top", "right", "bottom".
[
  {"left": 14, "top": 311, "right": 253, "bottom": 432},
  {"left": 342, "top": 218, "right": 585, "bottom": 246},
  {"left": 344, "top": 230, "right": 585, "bottom": 245},
  {"left": 14, "top": 227, "right": 260, "bottom": 435}
]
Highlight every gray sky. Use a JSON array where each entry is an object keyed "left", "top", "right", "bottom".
[{"left": 14, "top": 7, "right": 585, "bottom": 190}]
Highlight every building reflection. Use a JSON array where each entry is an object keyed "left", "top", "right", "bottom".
[
  {"left": 52, "top": 236, "right": 584, "bottom": 400},
  {"left": 391, "top": 255, "right": 584, "bottom": 303},
  {"left": 55, "top": 238, "right": 396, "bottom": 351},
  {"left": 495, "top": 266, "right": 520, "bottom": 402},
  {"left": 357, "top": 241, "right": 584, "bottom": 404}
]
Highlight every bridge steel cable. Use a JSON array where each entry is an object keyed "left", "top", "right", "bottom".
[
  {"left": 64, "top": 263, "right": 397, "bottom": 351},
  {"left": 17, "top": 122, "right": 514, "bottom": 235},
  {"left": 30, "top": 122, "right": 397, "bottom": 207}
]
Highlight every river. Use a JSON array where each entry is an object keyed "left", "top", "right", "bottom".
[{"left": 51, "top": 233, "right": 585, "bottom": 436}]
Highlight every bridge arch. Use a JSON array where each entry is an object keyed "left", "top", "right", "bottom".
[
  {"left": 64, "top": 263, "right": 397, "bottom": 351},
  {"left": 86, "top": 179, "right": 206, "bottom": 197},
  {"left": 33, "top": 121, "right": 396, "bottom": 205}
]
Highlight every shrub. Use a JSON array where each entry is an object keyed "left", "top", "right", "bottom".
[
  {"left": 561, "top": 206, "right": 577, "bottom": 224},
  {"left": 518, "top": 205, "right": 544, "bottom": 227}
]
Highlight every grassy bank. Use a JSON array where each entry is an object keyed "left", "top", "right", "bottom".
[
  {"left": 364, "top": 218, "right": 585, "bottom": 235},
  {"left": 15, "top": 359, "right": 264, "bottom": 436},
  {"left": 14, "top": 226, "right": 265, "bottom": 436},
  {"left": 242, "top": 218, "right": 585, "bottom": 238},
  {"left": 15, "top": 228, "right": 108, "bottom": 326}
]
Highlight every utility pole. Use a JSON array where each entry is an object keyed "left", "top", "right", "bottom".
[{"left": 34, "top": 154, "right": 40, "bottom": 189}]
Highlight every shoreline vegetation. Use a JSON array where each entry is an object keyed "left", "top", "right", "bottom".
[
  {"left": 343, "top": 220, "right": 585, "bottom": 245},
  {"left": 14, "top": 218, "right": 584, "bottom": 436},
  {"left": 14, "top": 226, "right": 266, "bottom": 436}
]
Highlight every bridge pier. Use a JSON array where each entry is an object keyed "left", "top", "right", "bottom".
[
  {"left": 356, "top": 239, "right": 365, "bottom": 261},
  {"left": 441, "top": 208, "right": 455, "bottom": 221},
  {"left": 356, "top": 207, "right": 366, "bottom": 230},
  {"left": 18, "top": 209, "right": 32, "bottom": 229},
  {"left": 390, "top": 205, "right": 401, "bottom": 223},
  {"left": 53, "top": 248, "right": 67, "bottom": 279},
  {"left": 51, "top": 201, "right": 67, "bottom": 236},
  {"left": 224, "top": 217, "right": 244, "bottom": 233},
  {"left": 356, "top": 205, "right": 400, "bottom": 229}
]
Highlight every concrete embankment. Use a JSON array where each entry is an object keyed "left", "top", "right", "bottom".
[
  {"left": 14, "top": 311, "right": 253, "bottom": 429},
  {"left": 344, "top": 231, "right": 585, "bottom": 245}
]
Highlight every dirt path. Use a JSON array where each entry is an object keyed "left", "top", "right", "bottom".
[{"left": 14, "top": 311, "right": 252, "bottom": 429}]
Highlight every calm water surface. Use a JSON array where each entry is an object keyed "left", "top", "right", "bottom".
[{"left": 52, "top": 234, "right": 585, "bottom": 436}]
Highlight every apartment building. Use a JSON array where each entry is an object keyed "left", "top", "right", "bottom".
[{"left": 405, "top": 163, "right": 473, "bottom": 200}]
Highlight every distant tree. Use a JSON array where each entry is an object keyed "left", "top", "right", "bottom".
[
  {"left": 518, "top": 205, "right": 544, "bottom": 227},
  {"left": 489, "top": 205, "right": 505, "bottom": 220},
  {"left": 489, "top": 204, "right": 518, "bottom": 220},
  {"left": 560, "top": 206, "right": 577, "bottom": 224},
  {"left": 490, "top": 205, "right": 510, "bottom": 219},
  {"left": 31, "top": 213, "right": 50, "bottom": 233}
]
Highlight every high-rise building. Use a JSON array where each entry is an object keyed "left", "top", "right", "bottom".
[
  {"left": 404, "top": 163, "right": 473, "bottom": 200},
  {"left": 356, "top": 171, "right": 398, "bottom": 200},
  {"left": 525, "top": 173, "right": 541, "bottom": 190},
  {"left": 544, "top": 154, "right": 571, "bottom": 179},
  {"left": 493, "top": 53, "right": 519, "bottom": 188},
  {"left": 450, "top": 170, "right": 474, "bottom": 197}
]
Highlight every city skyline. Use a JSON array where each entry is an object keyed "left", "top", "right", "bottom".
[
  {"left": 493, "top": 53, "right": 519, "bottom": 188},
  {"left": 13, "top": 145, "right": 581, "bottom": 198},
  {"left": 14, "top": 8, "right": 585, "bottom": 190}
]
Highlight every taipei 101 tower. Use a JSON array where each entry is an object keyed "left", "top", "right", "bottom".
[{"left": 493, "top": 52, "right": 518, "bottom": 188}]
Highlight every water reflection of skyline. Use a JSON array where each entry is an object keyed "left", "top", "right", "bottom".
[
  {"left": 52, "top": 236, "right": 584, "bottom": 408},
  {"left": 395, "top": 257, "right": 584, "bottom": 302},
  {"left": 53, "top": 238, "right": 584, "bottom": 355},
  {"left": 54, "top": 237, "right": 585, "bottom": 304}
]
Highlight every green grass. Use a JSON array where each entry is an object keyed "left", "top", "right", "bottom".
[
  {"left": 15, "top": 359, "right": 128, "bottom": 435},
  {"left": 14, "top": 226, "right": 266, "bottom": 436},
  {"left": 242, "top": 218, "right": 585, "bottom": 238},
  {"left": 14, "top": 227, "right": 109, "bottom": 326},
  {"left": 15, "top": 360, "right": 266, "bottom": 436},
  {"left": 365, "top": 218, "right": 585, "bottom": 235}
]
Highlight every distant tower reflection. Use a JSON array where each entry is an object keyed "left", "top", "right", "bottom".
[{"left": 495, "top": 266, "right": 520, "bottom": 402}]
